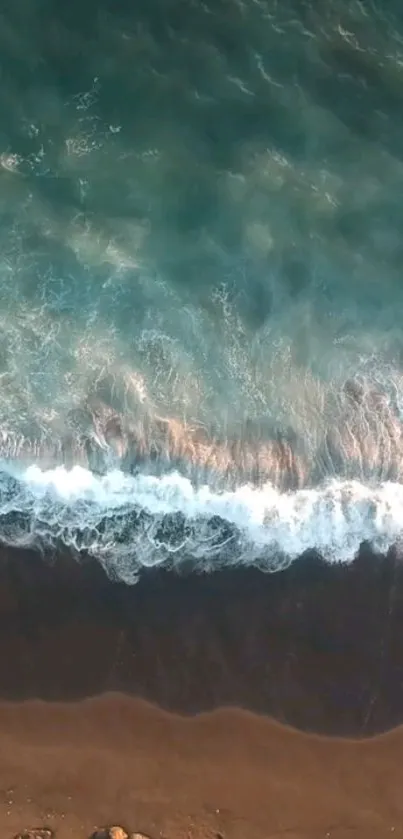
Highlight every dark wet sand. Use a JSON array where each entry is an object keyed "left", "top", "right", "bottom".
[
  {"left": 1, "top": 545, "right": 403, "bottom": 838},
  {"left": 1, "top": 544, "right": 403, "bottom": 735}
]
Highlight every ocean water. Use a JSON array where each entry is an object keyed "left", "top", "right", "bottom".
[{"left": 1, "top": 0, "right": 403, "bottom": 578}]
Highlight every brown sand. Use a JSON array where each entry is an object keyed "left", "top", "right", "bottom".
[
  {"left": 0, "top": 695, "right": 403, "bottom": 839},
  {"left": 1, "top": 545, "right": 403, "bottom": 838}
]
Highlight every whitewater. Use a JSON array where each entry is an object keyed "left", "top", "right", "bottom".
[{"left": 0, "top": 461, "right": 400, "bottom": 583}]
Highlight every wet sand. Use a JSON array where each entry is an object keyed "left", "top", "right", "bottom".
[
  {"left": 1, "top": 544, "right": 403, "bottom": 735},
  {"left": 1, "top": 545, "right": 403, "bottom": 837}
]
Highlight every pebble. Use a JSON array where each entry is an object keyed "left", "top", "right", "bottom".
[
  {"left": 90, "top": 828, "right": 129, "bottom": 839},
  {"left": 14, "top": 826, "right": 152, "bottom": 839},
  {"left": 14, "top": 831, "right": 54, "bottom": 839}
]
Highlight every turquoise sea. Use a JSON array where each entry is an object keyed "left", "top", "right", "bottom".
[{"left": 0, "top": 0, "right": 403, "bottom": 579}]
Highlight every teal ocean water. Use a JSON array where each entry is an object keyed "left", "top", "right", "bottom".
[{"left": 1, "top": 0, "right": 403, "bottom": 578}]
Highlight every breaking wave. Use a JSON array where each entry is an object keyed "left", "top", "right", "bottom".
[{"left": 0, "top": 460, "right": 402, "bottom": 584}]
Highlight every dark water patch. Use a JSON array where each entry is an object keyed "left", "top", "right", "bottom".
[{"left": 0, "top": 542, "right": 402, "bottom": 736}]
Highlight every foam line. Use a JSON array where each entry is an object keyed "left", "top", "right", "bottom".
[{"left": 0, "top": 462, "right": 400, "bottom": 581}]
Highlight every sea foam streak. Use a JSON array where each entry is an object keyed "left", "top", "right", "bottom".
[{"left": 0, "top": 462, "right": 401, "bottom": 583}]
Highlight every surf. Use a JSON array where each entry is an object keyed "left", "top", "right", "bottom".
[{"left": 0, "top": 460, "right": 400, "bottom": 583}]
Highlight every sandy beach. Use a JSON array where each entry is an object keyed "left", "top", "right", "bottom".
[
  {"left": 0, "top": 695, "right": 403, "bottom": 839},
  {"left": 0, "top": 546, "right": 402, "bottom": 838}
]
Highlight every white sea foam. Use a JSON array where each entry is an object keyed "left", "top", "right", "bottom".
[{"left": 0, "top": 462, "right": 401, "bottom": 582}]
